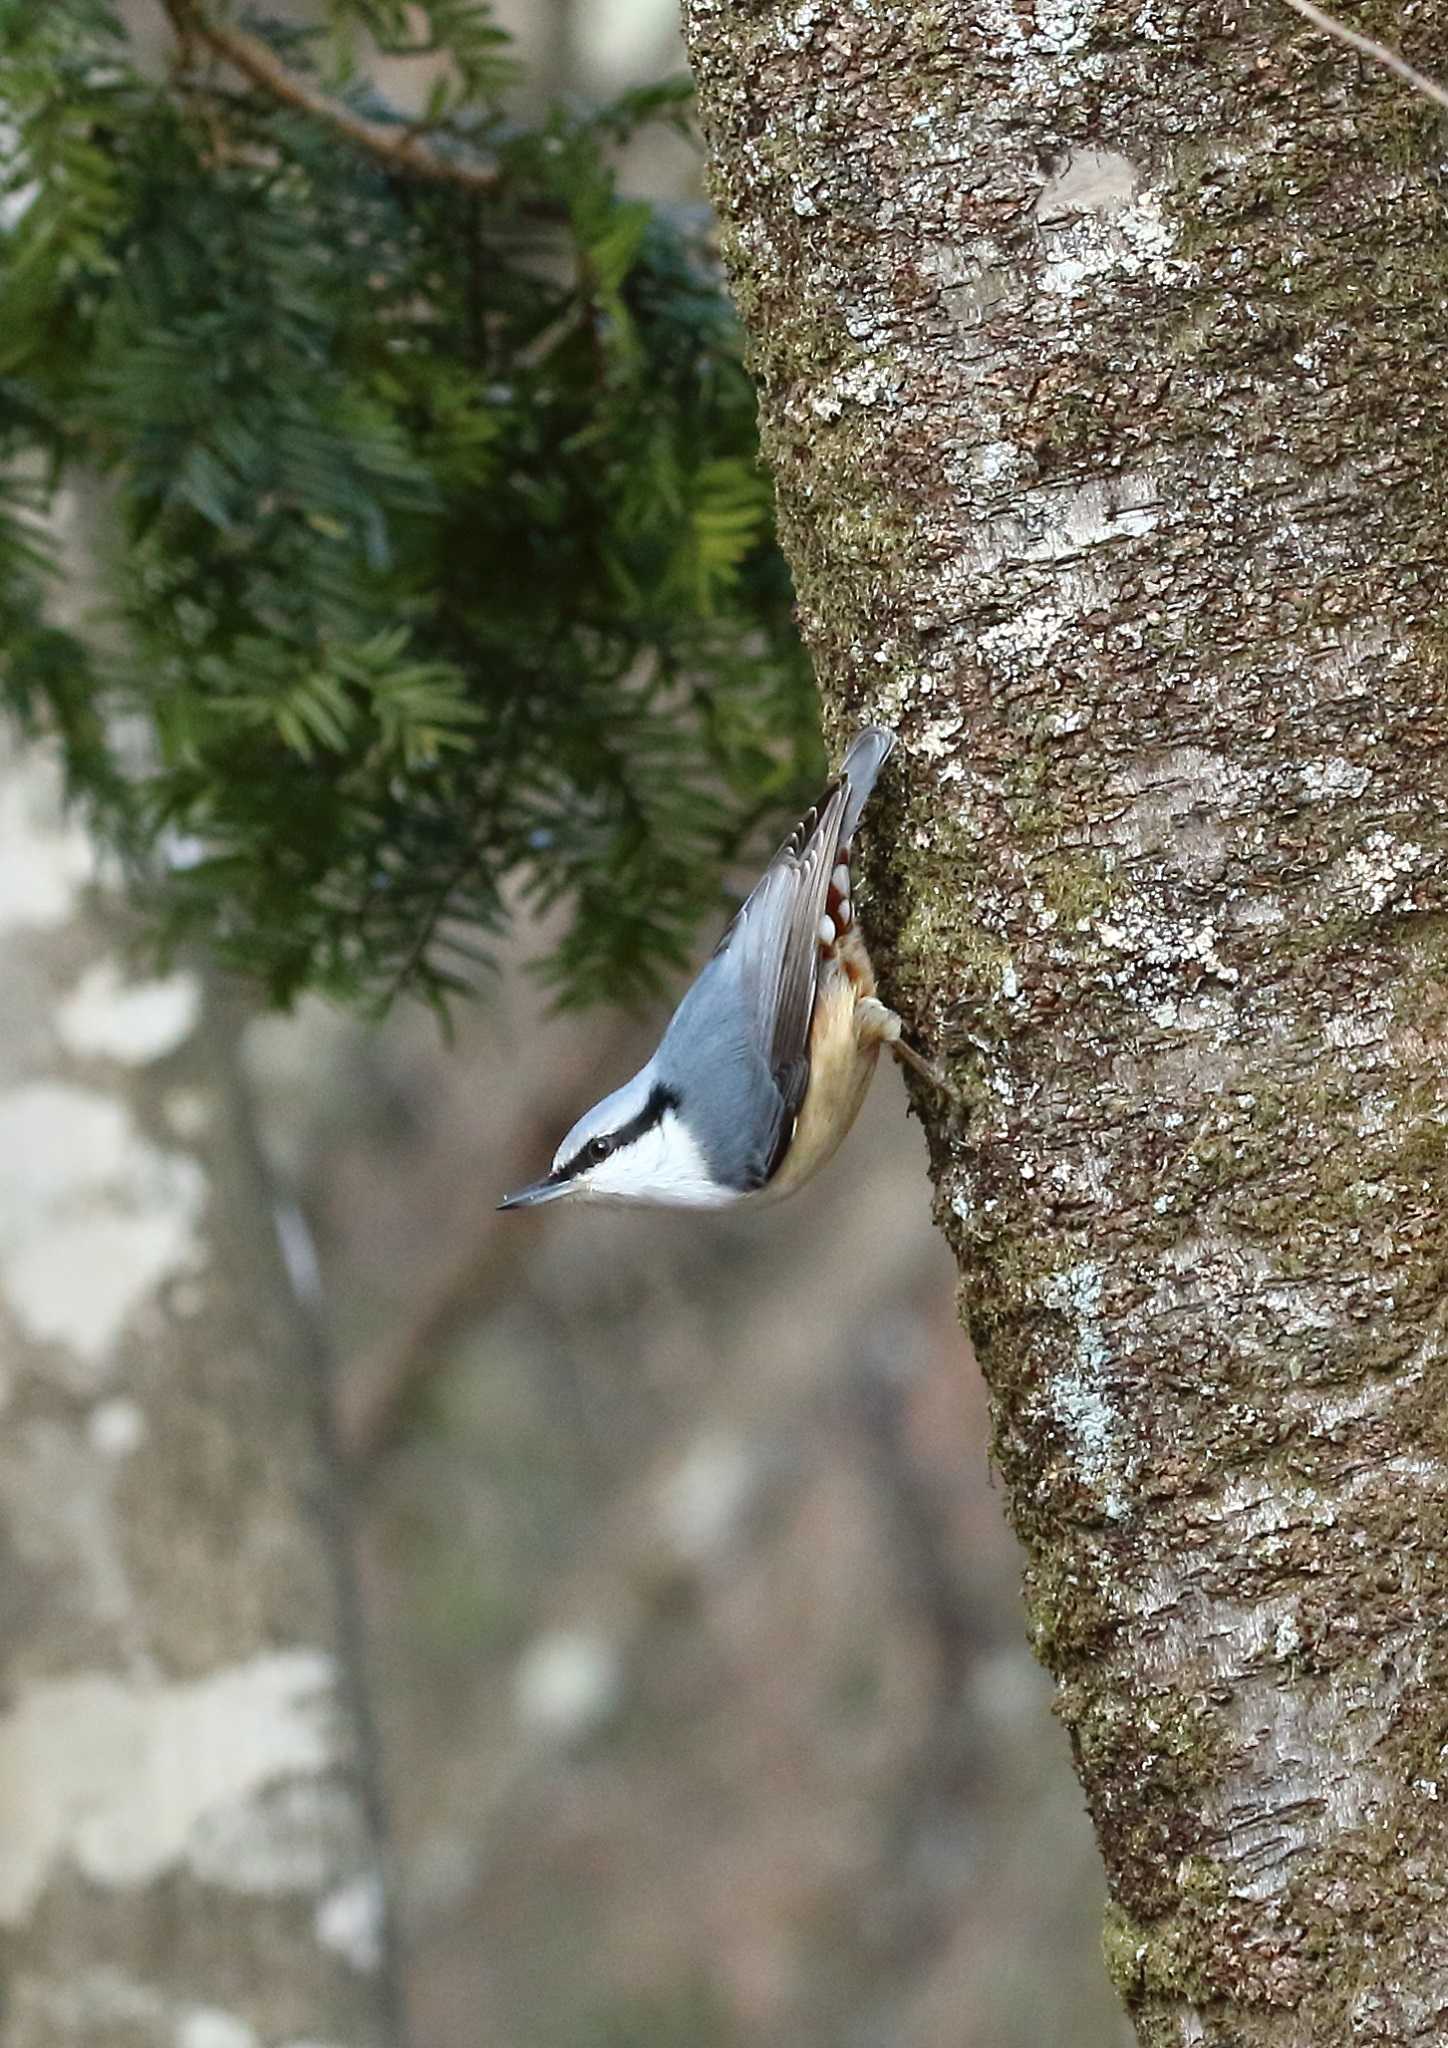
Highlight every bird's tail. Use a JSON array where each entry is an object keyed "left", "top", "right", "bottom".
[{"left": 836, "top": 726, "right": 897, "bottom": 845}]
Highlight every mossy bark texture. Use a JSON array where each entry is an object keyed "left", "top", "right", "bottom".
[{"left": 684, "top": 2, "right": 1448, "bottom": 2041}]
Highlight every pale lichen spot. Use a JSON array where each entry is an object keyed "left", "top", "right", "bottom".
[
  {"left": 1339, "top": 830, "right": 1426, "bottom": 915},
  {"left": 57, "top": 959, "right": 201, "bottom": 1065},
  {"left": 657, "top": 1429, "right": 758, "bottom": 1566},
  {"left": 977, "top": 600, "right": 1067, "bottom": 675},
  {"left": 0, "top": 1082, "right": 207, "bottom": 1372},
  {"left": 1044, "top": 1261, "right": 1131, "bottom": 1520},
  {"left": 975, "top": 439, "right": 1028, "bottom": 487},
  {"left": 87, "top": 1397, "right": 147, "bottom": 1459},
  {"left": 314, "top": 1871, "right": 386, "bottom": 1973},
  {"left": 1045, "top": 1261, "right": 1110, "bottom": 1376},
  {"left": 176, "top": 2011, "right": 260, "bottom": 2048},
  {"left": 512, "top": 1629, "right": 623, "bottom": 1744},
  {"left": 0, "top": 1649, "right": 342, "bottom": 1922},
  {"left": 809, "top": 356, "right": 903, "bottom": 418},
  {"left": 779, "top": 0, "right": 821, "bottom": 49},
  {"left": 0, "top": 751, "right": 98, "bottom": 933},
  {"left": 1273, "top": 1613, "right": 1302, "bottom": 1661},
  {"left": 913, "top": 713, "right": 966, "bottom": 763},
  {"left": 1036, "top": 169, "right": 1189, "bottom": 311},
  {"left": 1095, "top": 903, "right": 1241, "bottom": 1022},
  {"left": 1298, "top": 757, "right": 1372, "bottom": 803},
  {"left": 980, "top": 0, "right": 1103, "bottom": 61}
]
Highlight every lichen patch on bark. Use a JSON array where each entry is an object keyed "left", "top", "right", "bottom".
[
  {"left": 0, "top": 1081, "right": 207, "bottom": 1371},
  {"left": 0, "top": 1651, "right": 343, "bottom": 1922},
  {"left": 55, "top": 959, "right": 201, "bottom": 1066}
]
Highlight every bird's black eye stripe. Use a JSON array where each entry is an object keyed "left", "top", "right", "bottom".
[
  {"left": 559, "top": 1082, "right": 680, "bottom": 1182},
  {"left": 639, "top": 1081, "right": 680, "bottom": 1126}
]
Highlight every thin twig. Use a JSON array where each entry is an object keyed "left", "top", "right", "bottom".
[
  {"left": 1282, "top": 0, "right": 1448, "bottom": 115},
  {"left": 160, "top": 0, "right": 502, "bottom": 192}
]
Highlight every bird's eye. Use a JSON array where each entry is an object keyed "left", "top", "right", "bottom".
[{"left": 587, "top": 1135, "right": 612, "bottom": 1163}]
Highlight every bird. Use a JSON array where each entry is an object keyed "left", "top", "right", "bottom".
[{"left": 499, "top": 726, "right": 951, "bottom": 1212}]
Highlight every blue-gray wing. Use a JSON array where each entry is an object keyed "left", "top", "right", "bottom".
[{"left": 658, "top": 727, "right": 895, "bottom": 1191}]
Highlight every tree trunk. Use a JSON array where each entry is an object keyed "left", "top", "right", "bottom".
[
  {"left": 682, "top": 4, "right": 1448, "bottom": 2042},
  {"left": 0, "top": 731, "right": 396, "bottom": 2047}
]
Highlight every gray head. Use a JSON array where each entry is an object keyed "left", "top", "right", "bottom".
[{"left": 498, "top": 1061, "right": 738, "bottom": 1210}]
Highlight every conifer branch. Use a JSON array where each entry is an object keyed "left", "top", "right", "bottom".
[
  {"left": 161, "top": 0, "right": 504, "bottom": 190},
  {"left": 0, "top": 5, "right": 809, "bottom": 1010},
  {"left": 1281, "top": 0, "right": 1448, "bottom": 115}
]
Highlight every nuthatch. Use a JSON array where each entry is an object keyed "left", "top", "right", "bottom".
[{"left": 500, "top": 727, "right": 949, "bottom": 1212}]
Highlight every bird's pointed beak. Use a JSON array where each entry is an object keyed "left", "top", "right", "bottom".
[{"left": 497, "top": 1172, "right": 570, "bottom": 1212}]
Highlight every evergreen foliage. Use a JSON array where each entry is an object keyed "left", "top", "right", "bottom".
[{"left": 0, "top": 0, "right": 816, "bottom": 1009}]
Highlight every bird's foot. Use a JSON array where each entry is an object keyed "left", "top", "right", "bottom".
[
  {"left": 888, "top": 1034, "right": 965, "bottom": 1106},
  {"left": 857, "top": 998, "right": 964, "bottom": 1107}
]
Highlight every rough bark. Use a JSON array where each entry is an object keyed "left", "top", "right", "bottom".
[
  {"left": 0, "top": 730, "right": 396, "bottom": 2047},
  {"left": 682, "top": 3, "right": 1448, "bottom": 2042}
]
